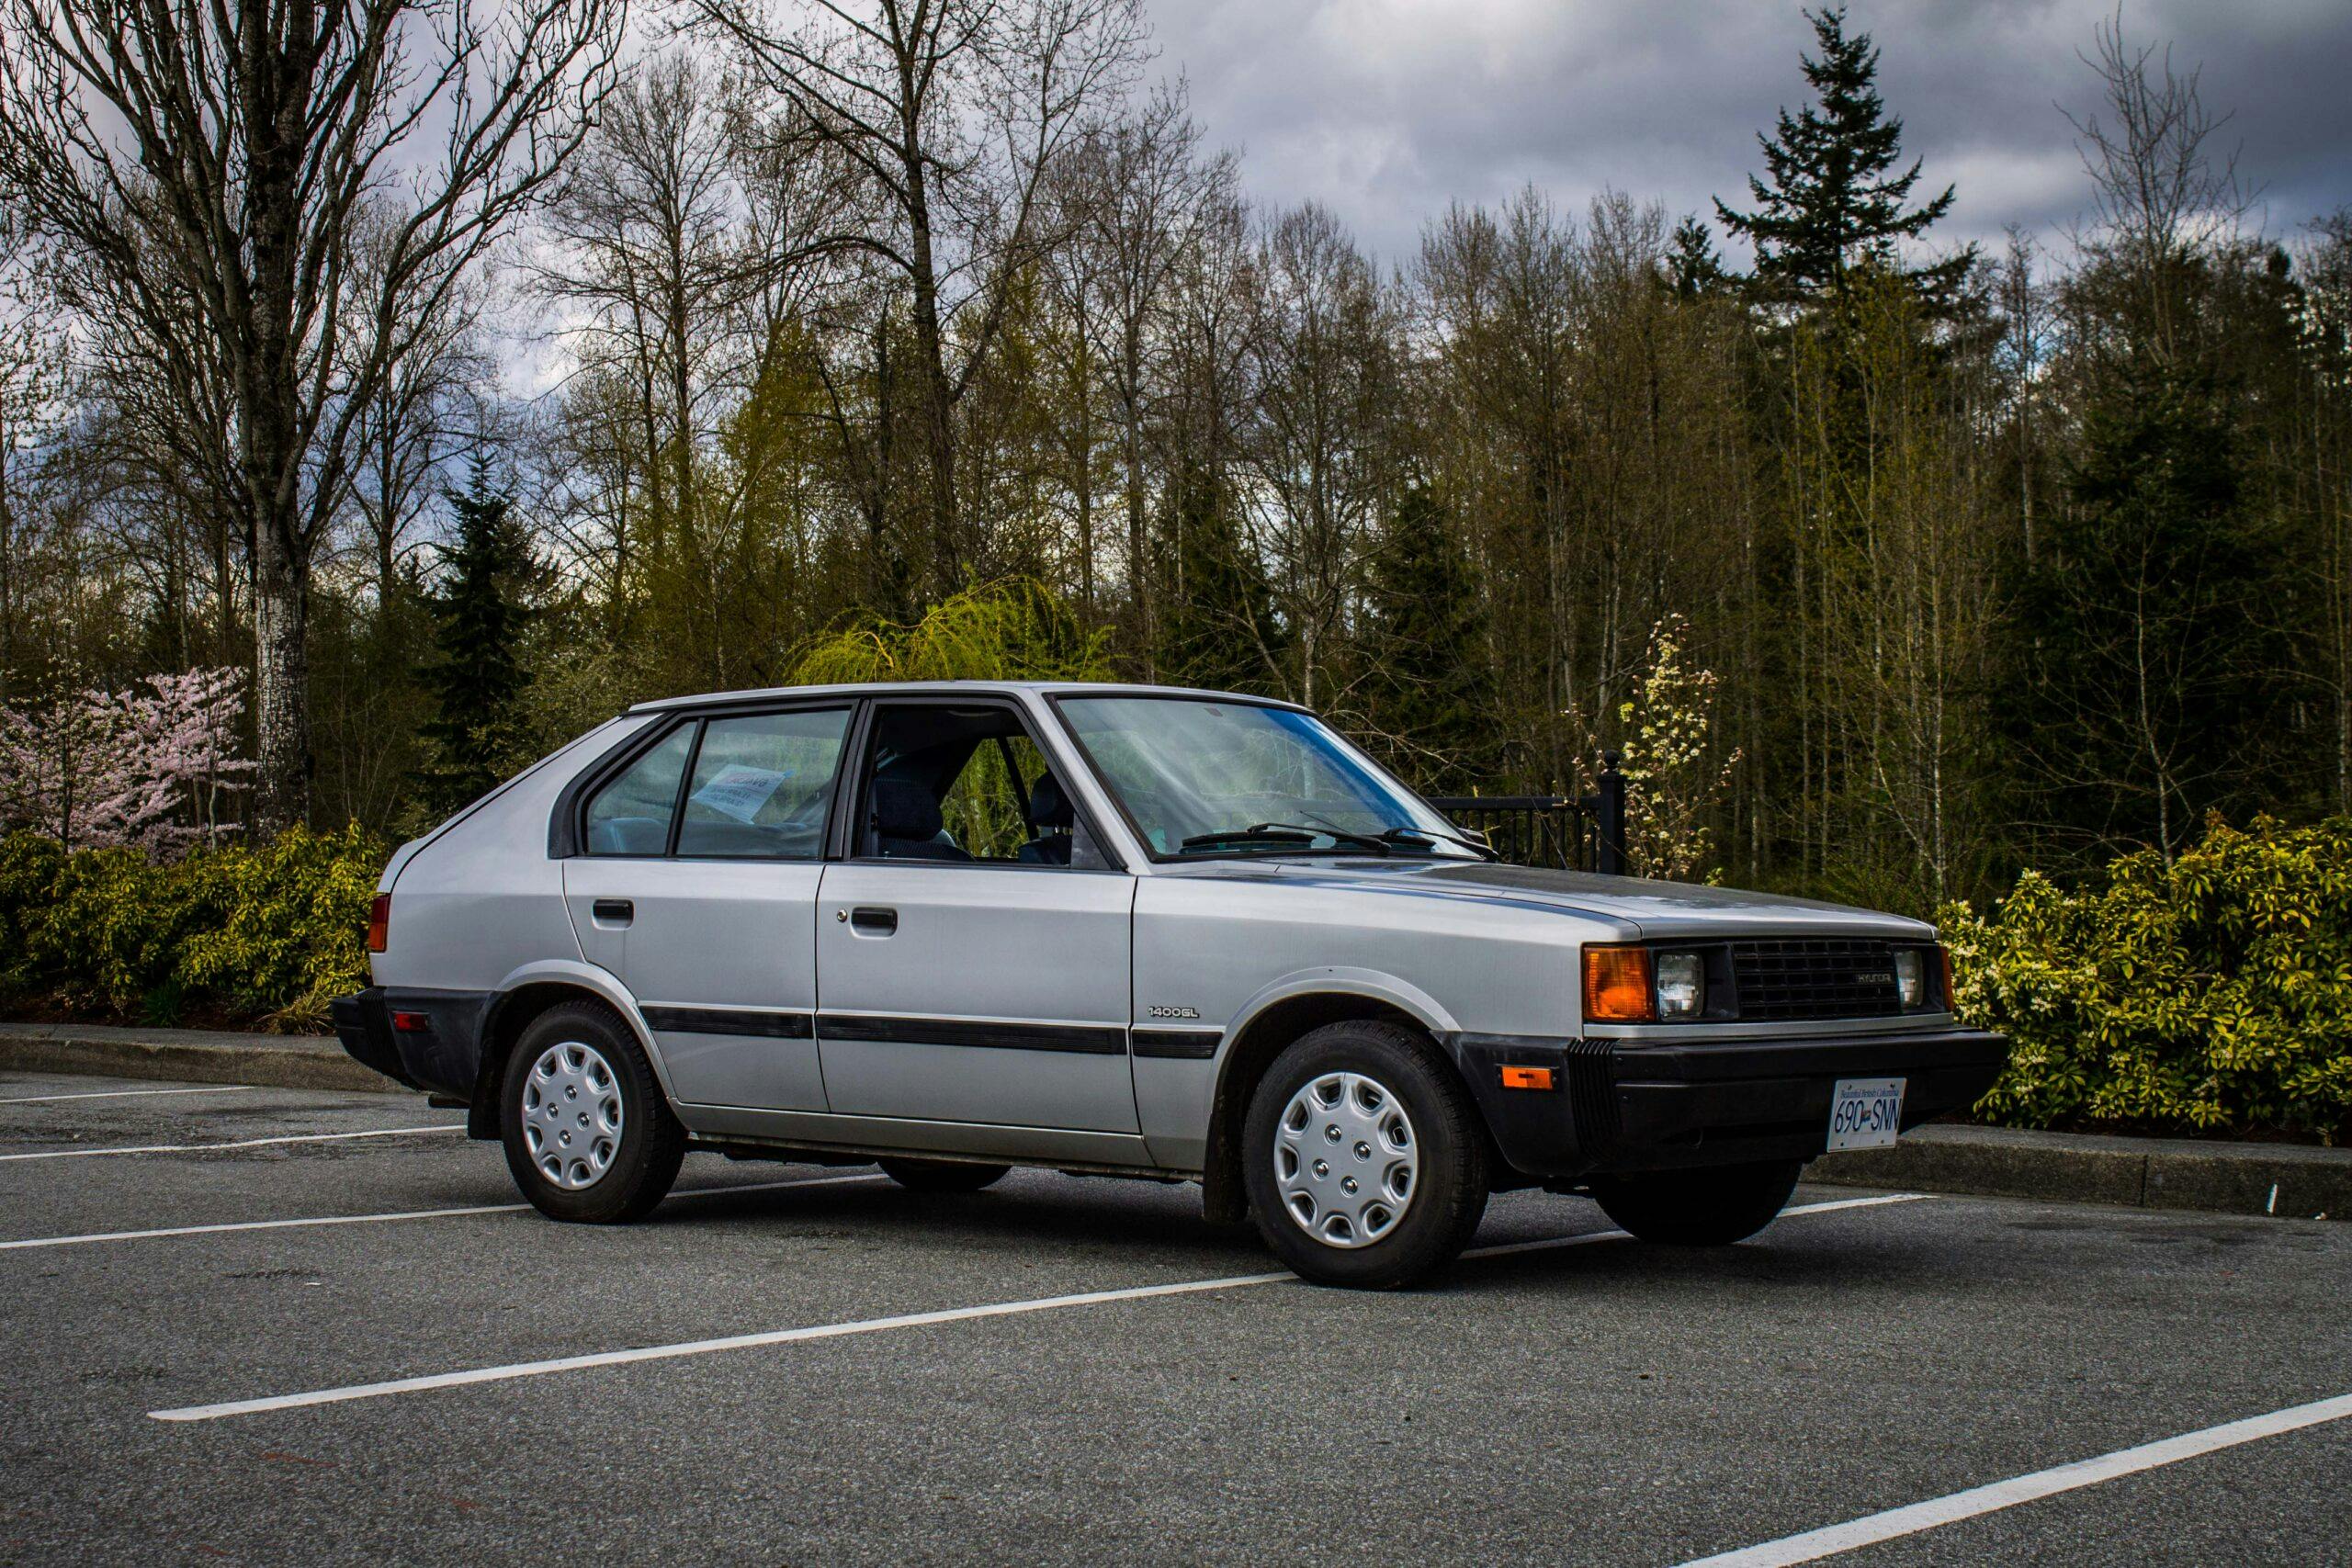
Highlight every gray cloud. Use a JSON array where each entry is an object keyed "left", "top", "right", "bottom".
[{"left": 1143, "top": 0, "right": 2352, "bottom": 266}]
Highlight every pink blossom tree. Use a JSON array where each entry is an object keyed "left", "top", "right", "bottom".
[{"left": 0, "top": 668, "right": 254, "bottom": 856}]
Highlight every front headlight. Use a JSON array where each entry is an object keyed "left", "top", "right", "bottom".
[
  {"left": 1656, "top": 951, "right": 1704, "bottom": 1019},
  {"left": 1893, "top": 949, "right": 1925, "bottom": 1010}
]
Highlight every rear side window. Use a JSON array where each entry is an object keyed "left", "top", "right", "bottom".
[
  {"left": 583, "top": 724, "right": 696, "bottom": 856},
  {"left": 674, "top": 709, "right": 851, "bottom": 859}
]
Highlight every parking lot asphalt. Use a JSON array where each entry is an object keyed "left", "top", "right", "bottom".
[{"left": 0, "top": 1070, "right": 2345, "bottom": 1567}]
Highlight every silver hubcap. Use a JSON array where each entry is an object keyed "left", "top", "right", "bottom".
[
  {"left": 523, "top": 1041, "right": 624, "bottom": 1190},
  {"left": 1274, "top": 1071, "right": 1419, "bottom": 1248}
]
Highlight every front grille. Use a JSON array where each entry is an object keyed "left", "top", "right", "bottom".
[{"left": 1730, "top": 938, "right": 1901, "bottom": 1021}]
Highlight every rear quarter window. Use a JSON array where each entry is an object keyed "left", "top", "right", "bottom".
[{"left": 583, "top": 725, "right": 695, "bottom": 856}]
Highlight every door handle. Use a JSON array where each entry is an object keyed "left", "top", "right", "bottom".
[
  {"left": 591, "top": 897, "right": 634, "bottom": 927},
  {"left": 847, "top": 906, "right": 898, "bottom": 937}
]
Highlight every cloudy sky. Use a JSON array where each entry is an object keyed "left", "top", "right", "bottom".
[{"left": 1140, "top": 0, "right": 2352, "bottom": 267}]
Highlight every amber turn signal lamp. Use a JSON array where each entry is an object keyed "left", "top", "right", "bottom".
[
  {"left": 1498, "top": 1065, "right": 1556, "bottom": 1091},
  {"left": 1582, "top": 944, "right": 1655, "bottom": 1022},
  {"left": 1937, "top": 944, "right": 1954, "bottom": 1009},
  {"left": 367, "top": 893, "right": 390, "bottom": 954}
]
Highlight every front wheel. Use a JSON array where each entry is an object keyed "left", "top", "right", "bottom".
[
  {"left": 501, "top": 1000, "right": 684, "bottom": 1224},
  {"left": 1241, "top": 1021, "right": 1488, "bottom": 1290},
  {"left": 1591, "top": 1159, "right": 1803, "bottom": 1246}
]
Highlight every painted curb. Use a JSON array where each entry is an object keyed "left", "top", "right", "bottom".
[
  {"left": 0, "top": 1023, "right": 401, "bottom": 1096},
  {"left": 1813, "top": 1122, "right": 2348, "bottom": 1221}
]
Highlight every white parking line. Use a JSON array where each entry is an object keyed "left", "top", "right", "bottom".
[
  {"left": 146, "top": 1192, "right": 1925, "bottom": 1423},
  {"left": 0, "top": 1084, "right": 255, "bottom": 1105},
  {"left": 1675, "top": 1390, "right": 2352, "bottom": 1567},
  {"left": 0, "top": 1172, "right": 889, "bottom": 1252},
  {"left": 0, "top": 1123, "right": 464, "bottom": 1162}
]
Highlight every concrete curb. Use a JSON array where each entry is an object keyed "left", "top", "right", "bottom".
[
  {"left": 1813, "top": 1122, "right": 2349, "bottom": 1221},
  {"left": 0, "top": 1021, "right": 399, "bottom": 1096}
]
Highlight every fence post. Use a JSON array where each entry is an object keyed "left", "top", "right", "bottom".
[{"left": 1596, "top": 750, "right": 1628, "bottom": 876}]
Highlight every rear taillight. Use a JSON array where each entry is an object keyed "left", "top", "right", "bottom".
[{"left": 367, "top": 893, "right": 390, "bottom": 953}]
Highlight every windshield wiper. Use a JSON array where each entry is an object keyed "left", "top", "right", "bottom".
[
  {"left": 1377, "top": 825, "right": 1501, "bottom": 862},
  {"left": 1180, "top": 822, "right": 1394, "bottom": 856}
]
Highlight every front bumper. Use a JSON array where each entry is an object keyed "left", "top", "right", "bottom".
[{"left": 1454, "top": 1024, "right": 2010, "bottom": 1179}]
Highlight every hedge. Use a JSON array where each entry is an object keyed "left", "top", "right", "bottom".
[
  {"left": 0, "top": 826, "right": 380, "bottom": 1032},
  {"left": 1945, "top": 815, "right": 2352, "bottom": 1144}
]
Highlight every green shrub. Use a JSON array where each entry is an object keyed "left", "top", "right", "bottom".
[
  {"left": 0, "top": 825, "right": 380, "bottom": 1032},
  {"left": 1943, "top": 815, "right": 2352, "bottom": 1143}
]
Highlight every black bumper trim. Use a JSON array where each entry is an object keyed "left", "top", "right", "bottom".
[
  {"left": 332, "top": 988, "right": 419, "bottom": 1090},
  {"left": 331, "top": 986, "right": 496, "bottom": 1099},
  {"left": 1132, "top": 1028, "right": 1221, "bottom": 1060},
  {"left": 816, "top": 1013, "right": 1128, "bottom": 1055},
  {"left": 1450, "top": 1026, "right": 2010, "bottom": 1179},
  {"left": 643, "top": 1005, "right": 814, "bottom": 1040}
]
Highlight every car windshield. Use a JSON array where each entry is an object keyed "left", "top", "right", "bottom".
[{"left": 1057, "top": 695, "right": 1480, "bottom": 860}]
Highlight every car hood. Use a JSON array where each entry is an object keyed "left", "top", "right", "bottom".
[{"left": 1155, "top": 856, "right": 1935, "bottom": 941}]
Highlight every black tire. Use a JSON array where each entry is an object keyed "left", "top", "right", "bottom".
[
  {"left": 1591, "top": 1159, "right": 1804, "bottom": 1246},
  {"left": 877, "top": 1156, "right": 1011, "bottom": 1193},
  {"left": 1241, "top": 1020, "right": 1488, "bottom": 1290},
  {"left": 501, "top": 999, "right": 684, "bottom": 1224}
]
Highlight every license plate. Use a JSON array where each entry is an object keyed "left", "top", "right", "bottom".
[{"left": 1826, "top": 1077, "right": 1905, "bottom": 1151}]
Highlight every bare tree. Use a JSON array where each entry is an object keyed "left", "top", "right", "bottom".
[
  {"left": 1059, "top": 84, "right": 1227, "bottom": 636},
  {"left": 1242, "top": 203, "right": 1398, "bottom": 708},
  {"left": 2065, "top": 9, "right": 2250, "bottom": 363},
  {"left": 681, "top": 0, "right": 1148, "bottom": 594},
  {"left": 0, "top": 0, "right": 622, "bottom": 827},
  {"left": 347, "top": 206, "right": 496, "bottom": 609},
  {"left": 540, "top": 53, "right": 752, "bottom": 570},
  {"left": 0, "top": 238, "right": 66, "bottom": 689}
]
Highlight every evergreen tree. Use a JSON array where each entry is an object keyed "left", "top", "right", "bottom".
[
  {"left": 416, "top": 459, "right": 537, "bottom": 818},
  {"left": 1356, "top": 485, "right": 1496, "bottom": 793},
  {"left": 1152, "top": 467, "right": 1285, "bottom": 694},
  {"left": 1715, "top": 6, "right": 1966, "bottom": 304},
  {"left": 1664, "top": 215, "right": 1731, "bottom": 300},
  {"left": 2014, "top": 350, "right": 2290, "bottom": 863}
]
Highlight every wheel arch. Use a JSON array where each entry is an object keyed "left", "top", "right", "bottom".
[
  {"left": 1198, "top": 973, "right": 1471, "bottom": 1224},
  {"left": 468, "top": 962, "right": 672, "bottom": 1140}
]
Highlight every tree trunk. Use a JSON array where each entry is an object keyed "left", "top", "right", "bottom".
[
  {"left": 252, "top": 528, "right": 312, "bottom": 830},
  {"left": 904, "top": 164, "right": 959, "bottom": 596}
]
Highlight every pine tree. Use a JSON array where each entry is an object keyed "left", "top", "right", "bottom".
[
  {"left": 1152, "top": 467, "right": 1285, "bottom": 694},
  {"left": 1715, "top": 6, "right": 1965, "bottom": 305},
  {"left": 1356, "top": 485, "right": 1496, "bottom": 793},
  {"left": 1664, "top": 215, "right": 1731, "bottom": 300},
  {"left": 416, "top": 459, "right": 537, "bottom": 818}
]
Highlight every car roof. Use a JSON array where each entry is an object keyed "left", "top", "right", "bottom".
[{"left": 624, "top": 680, "right": 1311, "bottom": 715}]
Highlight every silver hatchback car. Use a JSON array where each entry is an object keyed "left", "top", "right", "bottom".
[{"left": 334, "top": 682, "right": 2007, "bottom": 1287}]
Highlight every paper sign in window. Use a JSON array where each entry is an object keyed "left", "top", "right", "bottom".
[{"left": 691, "top": 764, "right": 795, "bottom": 823}]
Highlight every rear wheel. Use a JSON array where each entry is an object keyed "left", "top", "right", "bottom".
[
  {"left": 878, "top": 1156, "right": 1011, "bottom": 1193},
  {"left": 501, "top": 1000, "right": 684, "bottom": 1224},
  {"left": 1241, "top": 1021, "right": 1488, "bottom": 1289},
  {"left": 1591, "top": 1159, "right": 1803, "bottom": 1246}
]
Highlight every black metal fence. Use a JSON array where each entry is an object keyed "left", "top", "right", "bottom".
[{"left": 1428, "top": 752, "right": 1628, "bottom": 874}]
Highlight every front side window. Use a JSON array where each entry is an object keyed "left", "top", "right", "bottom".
[
  {"left": 857, "top": 704, "right": 1105, "bottom": 867},
  {"left": 674, "top": 709, "right": 851, "bottom": 859},
  {"left": 583, "top": 723, "right": 695, "bottom": 856},
  {"left": 1057, "top": 696, "right": 1476, "bottom": 860}
]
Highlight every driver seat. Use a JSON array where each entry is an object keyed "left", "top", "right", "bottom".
[{"left": 1016, "top": 773, "right": 1077, "bottom": 865}]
